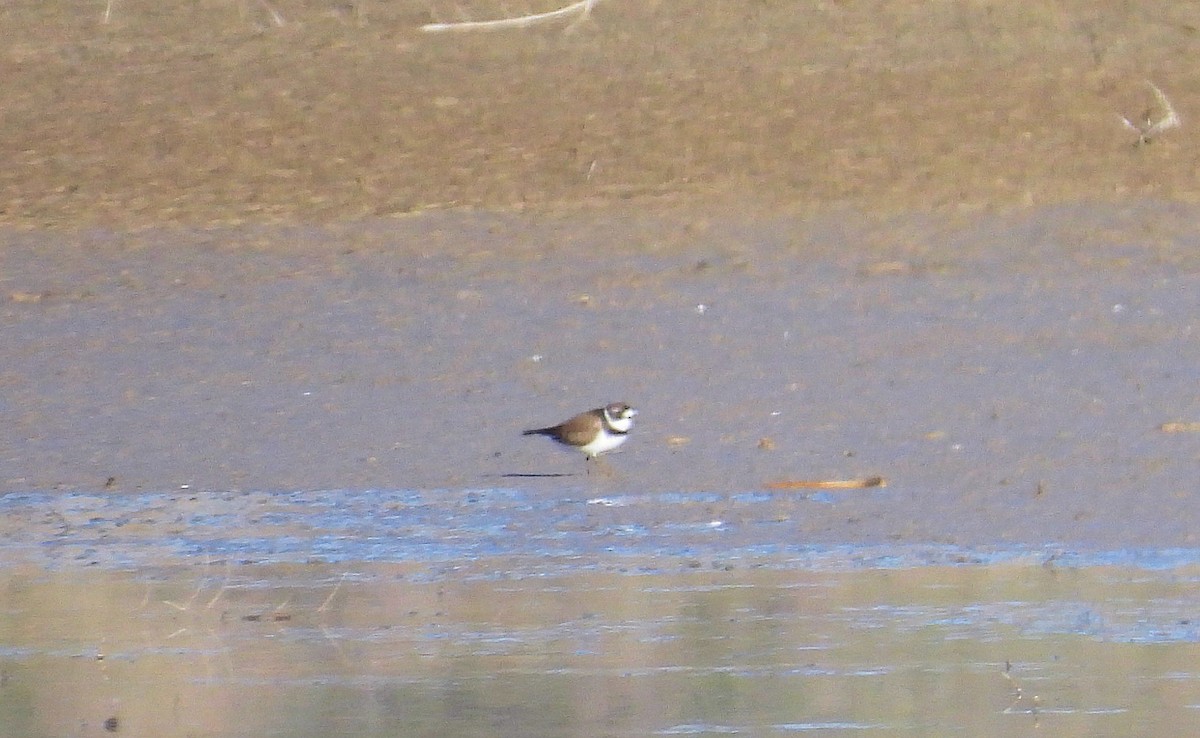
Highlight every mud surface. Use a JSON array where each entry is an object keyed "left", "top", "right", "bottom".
[
  {"left": 2, "top": 204, "right": 1199, "bottom": 556},
  {"left": 3, "top": 0, "right": 1200, "bottom": 556}
]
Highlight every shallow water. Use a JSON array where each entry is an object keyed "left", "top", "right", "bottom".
[
  {"left": 4, "top": 487, "right": 1200, "bottom": 573},
  {"left": 2, "top": 490, "right": 1200, "bottom": 737},
  {"left": 3, "top": 562, "right": 1199, "bottom": 737}
]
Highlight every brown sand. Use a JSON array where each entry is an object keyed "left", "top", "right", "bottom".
[{"left": 2, "top": 0, "right": 1198, "bottom": 228}]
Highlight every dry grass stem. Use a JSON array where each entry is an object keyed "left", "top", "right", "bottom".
[
  {"left": 764, "top": 476, "right": 886, "bottom": 490},
  {"left": 1121, "top": 80, "right": 1181, "bottom": 145},
  {"left": 422, "top": 0, "right": 600, "bottom": 33},
  {"left": 318, "top": 572, "right": 350, "bottom": 613},
  {"left": 258, "top": 0, "right": 287, "bottom": 27}
]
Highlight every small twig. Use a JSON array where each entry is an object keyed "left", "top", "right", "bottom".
[
  {"left": 422, "top": 0, "right": 599, "bottom": 33},
  {"left": 204, "top": 560, "right": 235, "bottom": 610},
  {"left": 258, "top": 0, "right": 287, "bottom": 27},
  {"left": 204, "top": 583, "right": 229, "bottom": 610},
  {"left": 162, "top": 580, "right": 205, "bottom": 611},
  {"left": 317, "top": 572, "right": 350, "bottom": 613},
  {"left": 764, "top": 476, "right": 886, "bottom": 490},
  {"left": 1121, "top": 80, "right": 1181, "bottom": 146}
]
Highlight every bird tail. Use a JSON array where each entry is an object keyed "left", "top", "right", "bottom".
[{"left": 523, "top": 427, "right": 554, "bottom": 437}]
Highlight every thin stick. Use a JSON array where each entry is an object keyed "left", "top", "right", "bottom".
[
  {"left": 258, "top": 0, "right": 287, "bottom": 27},
  {"left": 162, "top": 580, "right": 205, "bottom": 611},
  {"left": 1121, "top": 80, "right": 1181, "bottom": 145},
  {"left": 204, "top": 563, "right": 234, "bottom": 610},
  {"left": 764, "top": 476, "right": 886, "bottom": 490},
  {"left": 318, "top": 572, "right": 350, "bottom": 613},
  {"left": 422, "top": 0, "right": 599, "bottom": 33}
]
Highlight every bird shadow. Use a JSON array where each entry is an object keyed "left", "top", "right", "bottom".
[{"left": 488, "top": 472, "right": 577, "bottom": 479}]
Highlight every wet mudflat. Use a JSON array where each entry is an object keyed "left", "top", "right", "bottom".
[
  {"left": 2, "top": 560, "right": 1199, "bottom": 737},
  {"left": 3, "top": 202, "right": 1199, "bottom": 547},
  {"left": 3, "top": 202, "right": 1200, "bottom": 736}
]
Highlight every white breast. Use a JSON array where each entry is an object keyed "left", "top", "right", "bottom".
[{"left": 579, "top": 429, "right": 627, "bottom": 458}]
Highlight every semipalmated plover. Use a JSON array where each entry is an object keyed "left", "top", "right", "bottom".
[{"left": 522, "top": 402, "right": 637, "bottom": 459}]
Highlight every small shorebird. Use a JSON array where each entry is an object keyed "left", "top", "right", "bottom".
[{"left": 522, "top": 402, "right": 637, "bottom": 460}]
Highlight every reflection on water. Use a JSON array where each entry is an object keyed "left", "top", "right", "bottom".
[
  {"left": 2, "top": 563, "right": 1199, "bottom": 737},
  {"left": 5, "top": 488, "right": 1200, "bottom": 573},
  {"left": 2, "top": 489, "right": 1199, "bottom": 735}
]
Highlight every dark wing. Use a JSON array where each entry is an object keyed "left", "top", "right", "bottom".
[{"left": 552, "top": 410, "right": 603, "bottom": 445}]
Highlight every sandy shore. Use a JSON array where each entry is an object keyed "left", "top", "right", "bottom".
[{"left": 3, "top": 0, "right": 1200, "bottom": 228}]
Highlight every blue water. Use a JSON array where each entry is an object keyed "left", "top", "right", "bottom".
[
  {"left": 5, "top": 489, "right": 1200, "bottom": 575},
  {"left": 4, "top": 488, "right": 1200, "bottom": 737}
]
